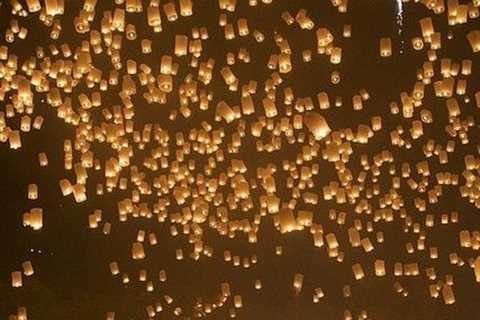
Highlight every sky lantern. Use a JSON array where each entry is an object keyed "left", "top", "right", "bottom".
[
  {"left": 1, "top": 1, "right": 480, "bottom": 319},
  {"left": 303, "top": 112, "right": 331, "bottom": 141}
]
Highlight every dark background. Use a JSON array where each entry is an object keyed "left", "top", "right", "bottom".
[{"left": 1, "top": 0, "right": 480, "bottom": 319}]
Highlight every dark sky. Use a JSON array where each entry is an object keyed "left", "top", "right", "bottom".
[{"left": 1, "top": 0, "right": 480, "bottom": 319}]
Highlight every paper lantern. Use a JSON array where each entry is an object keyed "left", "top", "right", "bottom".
[
  {"left": 9, "top": 130, "right": 21, "bottom": 149},
  {"left": 147, "top": 5, "right": 161, "bottom": 29},
  {"left": 325, "top": 233, "right": 339, "bottom": 249},
  {"left": 233, "top": 295, "right": 242, "bottom": 308},
  {"left": 141, "top": 39, "right": 152, "bottom": 54},
  {"left": 175, "top": 35, "right": 188, "bottom": 56},
  {"left": 22, "top": 261, "right": 34, "bottom": 276},
  {"left": 132, "top": 242, "right": 145, "bottom": 260},
  {"left": 467, "top": 30, "right": 480, "bottom": 52},
  {"left": 330, "top": 47, "right": 342, "bottom": 64},
  {"left": 262, "top": 98, "right": 277, "bottom": 118},
  {"left": 352, "top": 263, "right": 365, "bottom": 280},
  {"left": 12, "top": 271, "right": 22, "bottom": 287},
  {"left": 380, "top": 37, "right": 392, "bottom": 57},
  {"left": 279, "top": 208, "right": 296, "bottom": 233},
  {"left": 109, "top": 262, "right": 120, "bottom": 275},
  {"left": 474, "top": 257, "right": 480, "bottom": 282},
  {"left": 176, "top": 248, "right": 184, "bottom": 260},
  {"left": 343, "top": 24, "right": 351, "bottom": 38},
  {"left": 146, "top": 305, "right": 155, "bottom": 318},
  {"left": 420, "top": 17, "right": 434, "bottom": 39},
  {"left": 26, "top": 0, "right": 41, "bottom": 12},
  {"left": 179, "top": 0, "right": 193, "bottom": 16},
  {"left": 237, "top": 18, "right": 249, "bottom": 36},
  {"left": 164, "top": 3, "right": 178, "bottom": 21},
  {"left": 158, "top": 270, "right": 167, "bottom": 282},
  {"left": 45, "top": 0, "right": 62, "bottom": 16},
  {"left": 412, "top": 37, "right": 424, "bottom": 50},
  {"left": 303, "top": 112, "right": 331, "bottom": 141},
  {"left": 278, "top": 53, "right": 291, "bottom": 73},
  {"left": 442, "top": 284, "right": 455, "bottom": 304},
  {"left": 374, "top": 260, "right": 386, "bottom": 276},
  {"left": 316, "top": 28, "right": 333, "bottom": 47},
  {"left": 293, "top": 273, "right": 304, "bottom": 293},
  {"left": 23, "top": 208, "right": 43, "bottom": 230}
]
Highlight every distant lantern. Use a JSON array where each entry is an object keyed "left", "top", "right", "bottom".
[
  {"left": 303, "top": 112, "right": 331, "bottom": 141},
  {"left": 125, "top": 24, "right": 137, "bottom": 40},
  {"left": 343, "top": 24, "right": 351, "bottom": 38},
  {"left": 325, "top": 233, "right": 339, "bottom": 249},
  {"left": 374, "top": 260, "right": 386, "bottom": 277},
  {"left": 109, "top": 262, "right": 120, "bottom": 275},
  {"left": 147, "top": 5, "right": 162, "bottom": 29},
  {"left": 237, "top": 18, "right": 249, "bottom": 36},
  {"left": 380, "top": 37, "right": 392, "bottom": 57},
  {"left": 279, "top": 208, "right": 297, "bottom": 233},
  {"left": 330, "top": 47, "right": 342, "bottom": 64},
  {"left": 352, "top": 263, "right": 365, "bottom": 280},
  {"left": 180, "top": 0, "right": 193, "bottom": 16},
  {"left": 164, "top": 3, "right": 178, "bottom": 21},
  {"left": 27, "top": 184, "right": 38, "bottom": 200},
  {"left": 159, "top": 270, "right": 167, "bottom": 282},
  {"left": 331, "top": 71, "right": 341, "bottom": 84},
  {"left": 12, "top": 271, "right": 22, "bottom": 288},
  {"left": 442, "top": 284, "right": 455, "bottom": 304},
  {"left": 26, "top": 0, "right": 41, "bottom": 12},
  {"left": 45, "top": 0, "right": 62, "bottom": 16},
  {"left": 293, "top": 273, "right": 304, "bottom": 293},
  {"left": 278, "top": 53, "right": 292, "bottom": 73},
  {"left": 23, "top": 208, "right": 43, "bottom": 230},
  {"left": 72, "top": 184, "right": 87, "bottom": 203},
  {"left": 466, "top": 30, "right": 480, "bottom": 52},
  {"left": 317, "top": 92, "right": 330, "bottom": 109},
  {"left": 175, "top": 35, "right": 188, "bottom": 56},
  {"left": 176, "top": 249, "right": 184, "bottom": 260},
  {"left": 132, "top": 242, "right": 146, "bottom": 260},
  {"left": 420, "top": 17, "right": 434, "bottom": 40},
  {"left": 9, "top": 130, "right": 21, "bottom": 149},
  {"left": 22, "top": 261, "right": 34, "bottom": 276},
  {"left": 316, "top": 28, "right": 333, "bottom": 47},
  {"left": 233, "top": 295, "right": 242, "bottom": 308},
  {"left": 262, "top": 98, "right": 278, "bottom": 118},
  {"left": 141, "top": 39, "right": 152, "bottom": 54},
  {"left": 412, "top": 37, "right": 424, "bottom": 50}
]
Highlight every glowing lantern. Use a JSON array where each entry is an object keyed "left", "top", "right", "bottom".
[
  {"left": 374, "top": 260, "right": 386, "bottom": 277},
  {"left": 442, "top": 284, "right": 455, "bottom": 304},
  {"left": 303, "top": 112, "right": 331, "bottom": 141},
  {"left": 175, "top": 35, "right": 188, "bottom": 56},
  {"left": 12, "top": 271, "right": 22, "bottom": 287},
  {"left": 352, "top": 263, "right": 365, "bottom": 280},
  {"left": 233, "top": 295, "right": 242, "bottom": 308},
  {"left": 380, "top": 37, "right": 392, "bottom": 57},
  {"left": 474, "top": 257, "right": 480, "bottom": 282},
  {"left": 467, "top": 30, "right": 480, "bottom": 52},
  {"left": 22, "top": 261, "right": 34, "bottom": 276},
  {"left": 279, "top": 208, "right": 297, "bottom": 233},
  {"left": 132, "top": 242, "right": 145, "bottom": 260},
  {"left": 293, "top": 273, "right": 304, "bottom": 293}
]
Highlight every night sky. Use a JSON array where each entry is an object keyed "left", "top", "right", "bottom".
[{"left": 1, "top": 0, "right": 480, "bottom": 319}]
